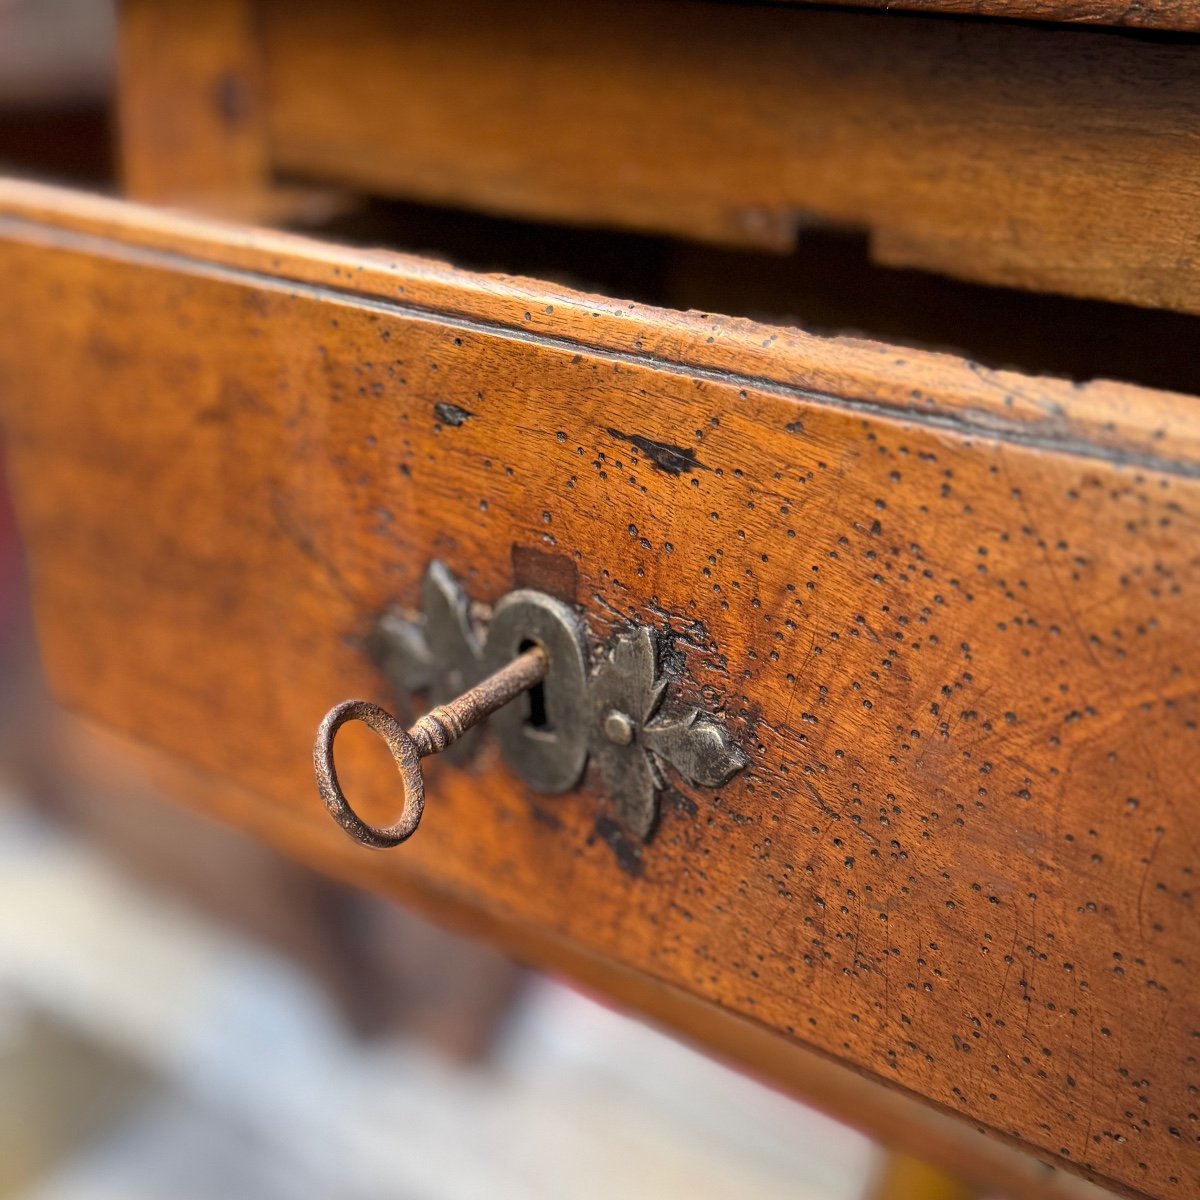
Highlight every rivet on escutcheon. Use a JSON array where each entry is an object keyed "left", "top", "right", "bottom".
[{"left": 602, "top": 710, "right": 636, "bottom": 746}]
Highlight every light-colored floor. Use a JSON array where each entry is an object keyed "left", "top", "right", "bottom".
[{"left": 0, "top": 805, "right": 877, "bottom": 1200}]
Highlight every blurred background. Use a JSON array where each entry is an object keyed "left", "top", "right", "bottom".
[{"left": 0, "top": 3, "right": 894, "bottom": 1197}]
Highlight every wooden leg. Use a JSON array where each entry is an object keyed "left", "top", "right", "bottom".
[{"left": 116, "top": 0, "right": 351, "bottom": 225}]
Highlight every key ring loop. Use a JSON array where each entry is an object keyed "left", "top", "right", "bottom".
[
  {"left": 314, "top": 699, "right": 426, "bottom": 848},
  {"left": 314, "top": 646, "right": 547, "bottom": 849}
]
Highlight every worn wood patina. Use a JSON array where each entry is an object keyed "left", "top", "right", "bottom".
[{"left": 0, "top": 182, "right": 1197, "bottom": 1199}]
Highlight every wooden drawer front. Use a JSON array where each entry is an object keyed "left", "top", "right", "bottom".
[{"left": 1, "top": 183, "right": 1198, "bottom": 1200}]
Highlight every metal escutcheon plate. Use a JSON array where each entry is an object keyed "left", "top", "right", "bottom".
[{"left": 484, "top": 589, "right": 589, "bottom": 793}]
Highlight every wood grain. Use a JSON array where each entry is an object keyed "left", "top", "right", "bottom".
[
  {"left": 259, "top": 0, "right": 1200, "bottom": 315},
  {"left": 0, "top": 183, "right": 1197, "bottom": 1199}
]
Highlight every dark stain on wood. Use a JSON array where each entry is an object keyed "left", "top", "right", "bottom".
[
  {"left": 606, "top": 428, "right": 709, "bottom": 476},
  {"left": 592, "top": 813, "right": 645, "bottom": 877},
  {"left": 511, "top": 544, "right": 578, "bottom": 601},
  {"left": 529, "top": 803, "right": 563, "bottom": 832},
  {"left": 434, "top": 401, "right": 473, "bottom": 427}
]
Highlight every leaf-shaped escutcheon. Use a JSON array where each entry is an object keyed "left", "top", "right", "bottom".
[
  {"left": 589, "top": 627, "right": 668, "bottom": 839},
  {"left": 590, "top": 627, "right": 744, "bottom": 840},
  {"left": 642, "top": 710, "right": 748, "bottom": 788},
  {"left": 368, "top": 561, "right": 486, "bottom": 761}
]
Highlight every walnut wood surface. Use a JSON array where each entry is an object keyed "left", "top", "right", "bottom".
[
  {"left": 0, "top": 182, "right": 1197, "bottom": 1199},
  {"left": 259, "top": 0, "right": 1200, "bottom": 315}
]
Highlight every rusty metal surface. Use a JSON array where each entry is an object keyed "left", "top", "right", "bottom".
[
  {"left": 318, "top": 565, "right": 749, "bottom": 849},
  {"left": 314, "top": 646, "right": 547, "bottom": 849},
  {"left": 409, "top": 644, "right": 547, "bottom": 756}
]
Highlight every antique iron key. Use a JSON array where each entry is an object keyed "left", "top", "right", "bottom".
[
  {"left": 314, "top": 562, "right": 746, "bottom": 849},
  {"left": 314, "top": 644, "right": 548, "bottom": 849}
]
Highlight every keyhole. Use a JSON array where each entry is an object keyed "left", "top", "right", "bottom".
[{"left": 519, "top": 639, "right": 552, "bottom": 731}]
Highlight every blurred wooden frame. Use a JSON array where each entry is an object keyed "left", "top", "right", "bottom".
[{"left": 119, "top": 0, "right": 1200, "bottom": 314}]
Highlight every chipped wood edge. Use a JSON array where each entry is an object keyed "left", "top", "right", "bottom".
[
  {"left": 1, "top": 177, "right": 1197, "bottom": 479},
  {"left": 775, "top": 0, "right": 1200, "bottom": 32}
]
